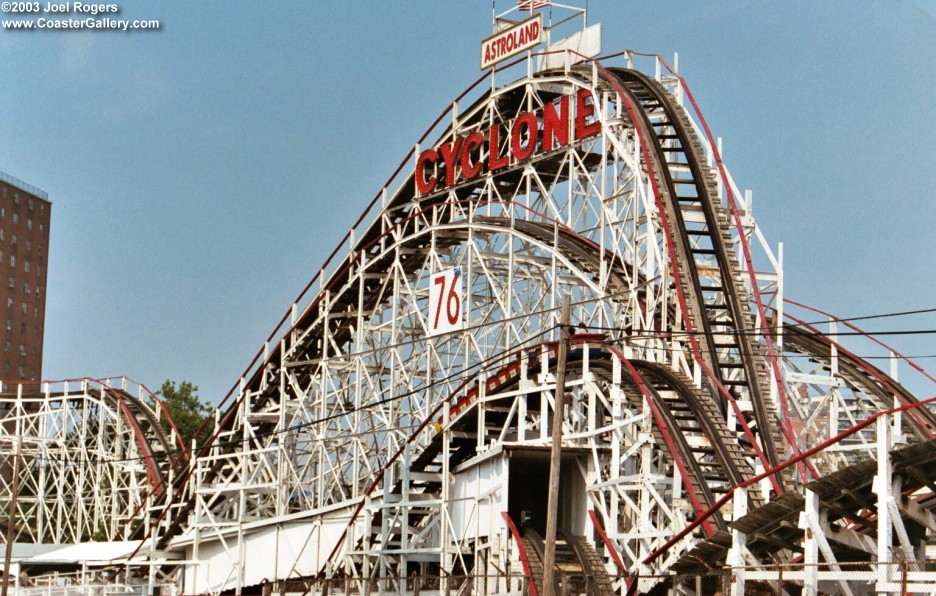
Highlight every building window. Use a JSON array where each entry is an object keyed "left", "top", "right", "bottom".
[
  {"left": 3, "top": 362, "right": 9, "bottom": 375},
  {"left": 25, "top": 240, "right": 30, "bottom": 253},
  {"left": 13, "top": 193, "right": 19, "bottom": 205},
  {"left": 5, "top": 319, "right": 11, "bottom": 332},
  {"left": 23, "top": 283, "right": 29, "bottom": 295},
  {"left": 24, "top": 261, "right": 29, "bottom": 273},
  {"left": 9, "top": 255, "right": 13, "bottom": 268},
  {"left": 5, "top": 298, "right": 10, "bottom": 309},
  {"left": 20, "top": 303, "right": 25, "bottom": 315},
  {"left": 3, "top": 341, "right": 9, "bottom": 353},
  {"left": 28, "top": 198, "right": 33, "bottom": 211},
  {"left": 19, "top": 323, "right": 25, "bottom": 335},
  {"left": 7, "top": 277, "right": 12, "bottom": 289},
  {"left": 12, "top": 213, "right": 17, "bottom": 225},
  {"left": 26, "top": 219, "right": 31, "bottom": 231},
  {"left": 18, "top": 345, "right": 24, "bottom": 357},
  {"left": 17, "top": 365, "right": 23, "bottom": 379}
]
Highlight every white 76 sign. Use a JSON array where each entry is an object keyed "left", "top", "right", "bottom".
[{"left": 428, "top": 267, "right": 464, "bottom": 337}]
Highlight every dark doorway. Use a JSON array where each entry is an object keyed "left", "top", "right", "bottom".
[
  {"left": 507, "top": 448, "right": 575, "bottom": 536},
  {"left": 507, "top": 450, "right": 553, "bottom": 535},
  {"left": 507, "top": 448, "right": 588, "bottom": 537}
]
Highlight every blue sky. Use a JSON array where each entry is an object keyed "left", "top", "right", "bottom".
[{"left": 1, "top": 1, "right": 934, "bottom": 403}]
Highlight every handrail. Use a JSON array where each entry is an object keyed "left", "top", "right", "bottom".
[{"left": 0, "top": 170, "right": 48, "bottom": 201}]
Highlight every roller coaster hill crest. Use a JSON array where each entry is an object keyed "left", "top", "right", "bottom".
[{"left": 4, "top": 5, "right": 936, "bottom": 596}]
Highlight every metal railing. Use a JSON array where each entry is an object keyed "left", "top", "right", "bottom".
[
  {"left": 0, "top": 171, "right": 48, "bottom": 201},
  {"left": 636, "top": 560, "right": 936, "bottom": 595},
  {"left": 13, "top": 584, "right": 176, "bottom": 596},
  {"left": 268, "top": 574, "right": 529, "bottom": 596}
]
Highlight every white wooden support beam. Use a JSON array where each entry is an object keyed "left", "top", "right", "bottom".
[
  {"left": 799, "top": 489, "right": 819, "bottom": 596},
  {"left": 874, "top": 415, "right": 895, "bottom": 592},
  {"left": 728, "top": 486, "right": 748, "bottom": 596},
  {"left": 886, "top": 473, "right": 917, "bottom": 564},
  {"left": 798, "top": 489, "right": 855, "bottom": 596},
  {"left": 887, "top": 497, "right": 916, "bottom": 561},
  {"left": 824, "top": 524, "right": 877, "bottom": 556},
  {"left": 897, "top": 493, "right": 936, "bottom": 532}
]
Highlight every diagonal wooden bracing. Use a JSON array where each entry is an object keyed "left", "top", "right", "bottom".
[
  {"left": 0, "top": 378, "right": 178, "bottom": 544},
  {"left": 154, "top": 52, "right": 936, "bottom": 595}
]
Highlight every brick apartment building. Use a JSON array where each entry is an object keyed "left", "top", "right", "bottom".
[{"left": 0, "top": 171, "right": 51, "bottom": 381}]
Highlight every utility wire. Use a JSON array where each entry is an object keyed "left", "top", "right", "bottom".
[
  {"left": 807, "top": 307, "right": 936, "bottom": 324},
  {"left": 7, "top": 302, "right": 935, "bottom": 469},
  {"left": 17, "top": 325, "right": 558, "bottom": 468},
  {"left": 583, "top": 325, "right": 936, "bottom": 339}
]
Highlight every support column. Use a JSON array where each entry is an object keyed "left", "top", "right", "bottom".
[
  {"left": 798, "top": 489, "right": 854, "bottom": 596},
  {"left": 799, "top": 490, "right": 819, "bottom": 596},
  {"left": 874, "top": 415, "right": 893, "bottom": 592},
  {"left": 728, "top": 486, "right": 747, "bottom": 596},
  {"left": 0, "top": 437, "right": 21, "bottom": 596}
]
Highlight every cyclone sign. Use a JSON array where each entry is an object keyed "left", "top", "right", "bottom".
[
  {"left": 415, "top": 89, "right": 602, "bottom": 196},
  {"left": 480, "top": 15, "right": 542, "bottom": 70}
]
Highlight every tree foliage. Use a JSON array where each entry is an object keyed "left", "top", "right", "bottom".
[{"left": 156, "top": 379, "right": 214, "bottom": 449}]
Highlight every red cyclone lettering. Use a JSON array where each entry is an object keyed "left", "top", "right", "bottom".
[
  {"left": 511, "top": 111, "right": 538, "bottom": 162},
  {"left": 438, "top": 138, "right": 465, "bottom": 187},
  {"left": 542, "top": 95, "right": 569, "bottom": 151},
  {"left": 575, "top": 88, "right": 602, "bottom": 140},
  {"left": 461, "top": 132, "right": 484, "bottom": 180},
  {"left": 488, "top": 123, "right": 510, "bottom": 171},
  {"left": 417, "top": 90, "right": 603, "bottom": 188},
  {"left": 416, "top": 148, "right": 439, "bottom": 194}
]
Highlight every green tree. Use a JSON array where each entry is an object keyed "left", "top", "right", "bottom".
[{"left": 157, "top": 380, "right": 214, "bottom": 449}]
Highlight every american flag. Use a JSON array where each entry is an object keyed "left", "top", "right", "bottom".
[{"left": 517, "top": 0, "right": 551, "bottom": 10}]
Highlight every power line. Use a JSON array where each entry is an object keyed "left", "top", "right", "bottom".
[
  {"left": 812, "top": 307, "right": 936, "bottom": 324},
  {"left": 12, "top": 325, "right": 559, "bottom": 469},
  {"left": 584, "top": 324, "right": 936, "bottom": 339},
  {"left": 783, "top": 353, "right": 936, "bottom": 360},
  {"left": 5, "top": 302, "right": 935, "bottom": 470}
]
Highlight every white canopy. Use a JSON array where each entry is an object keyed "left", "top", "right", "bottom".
[{"left": 1, "top": 541, "right": 145, "bottom": 565}]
